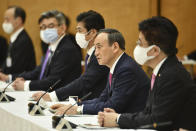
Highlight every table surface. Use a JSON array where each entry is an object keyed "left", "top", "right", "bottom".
[{"left": 0, "top": 91, "right": 155, "bottom": 131}]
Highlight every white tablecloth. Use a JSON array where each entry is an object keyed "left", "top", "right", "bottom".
[{"left": 0, "top": 91, "right": 155, "bottom": 131}]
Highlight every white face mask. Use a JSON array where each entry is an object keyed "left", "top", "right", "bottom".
[
  {"left": 2, "top": 22, "right": 14, "bottom": 34},
  {"left": 40, "top": 30, "right": 49, "bottom": 44},
  {"left": 133, "top": 45, "right": 156, "bottom": 65},
  {"left": 40, "top": 28, "right": 58, "bottom": 44},
  {"left": 75, "top": 32, "right": 90, "bottom": 49}
]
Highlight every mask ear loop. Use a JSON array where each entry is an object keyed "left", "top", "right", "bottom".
[
  {"left": 154, "top": 45, "right": 161, "bottom": 54},
  {"left": 85, "top": 30, "right": 91, "bottom": 36},
  {"left": 85, "top": 29, "right": 97, "bottom": 43}
]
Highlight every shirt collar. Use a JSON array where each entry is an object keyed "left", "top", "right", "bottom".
[
  {"left": 49, "top": 34, "right": 65, "bottom": 52},
  {"left": 87, "top": 46, "right": 95, "bottom": 57},
  {"left": 10, "top": 27, "right": 24, "bottom": 43},
  {"left": 110, "top": 52, "right": 124, "bottom": 74},
  {"left": 153, "top": 57, "right": 167, "bottom": 76}
]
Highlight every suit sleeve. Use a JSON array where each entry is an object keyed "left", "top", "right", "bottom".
[
  {"left": 82, "top": 67, "right": 139, "bottom": 114},
  {"left": 0, "top": 37, "right": 8, "bottom": 67},
  {"left": 187, "top": 50, "right": 196, "bottom": 60},
  {"left": 10, "top": 36, "right": 35, "bottom": 74},
  {"left": 14, "top": 65, "right": 41, "bottom": 80},
  {"left": 79, "top": 87, "right": 109, "bottom": 105},
  {"left": 29, "top": 45, "right": 76, "bottom": 91},
  {"left": 55, "top": 56, "right": 109, "bottom": 101},
  {"left": 118, "top": 70, "right": 191, "bottom": 129}
]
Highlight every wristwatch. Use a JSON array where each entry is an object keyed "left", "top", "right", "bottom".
[{"left": 76, "top": 106, "right": 82, "bottom": 114}]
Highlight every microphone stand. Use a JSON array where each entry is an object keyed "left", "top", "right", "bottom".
[
  {"left": 28, "top": 80, "right": 61, "bottom": 116},
  {"left": 0, "top": 71, "right": 25, "bottom": 102},
  {"left": 52, "top": 92, "right": 92, "bottom": 130},
  {"left": 0, "top": 80, "right": 15, "bottom": 102}
]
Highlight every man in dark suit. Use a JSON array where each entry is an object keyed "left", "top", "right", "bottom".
[
  {"left": 32, "top": 10, "right": 109, "bottom": 101},
  {"left": 51, "top": 28, "right": 150, "bottom": 115},
  {"left": 0, "top": 6, "right": 36, "bottom": 82},
  {"left": 98, "top": 16, "right": 196, "bottom": 130},
  {"left": 40, "top": 14, "right": 82, "bottom": 62},
  {"left": 0, "top": 36, "right": 8, "bottom": 68},
  {"left": 12, "top": 10, "right": 81, "bottom": 92}
]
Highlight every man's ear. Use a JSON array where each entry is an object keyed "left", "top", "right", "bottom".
[
  {"left": 15, "top": 17, "right": 23, "bottom": 26},
  {"left": 60, "top": 24, "right": 66, "bottom": 34},
  {"left": 90, "top": 29, "right": 97, "bottom": 37},
  {"left": 147, "top": 46, "right": 160, "bottom": 57},
  {"left": 112, "top": 42, "right": 120, "bottom": 53}
]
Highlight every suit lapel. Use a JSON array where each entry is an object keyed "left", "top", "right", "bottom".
[
  {"left": 107, "top": 53, "right": 126, "bottom": 96},
  {"left": 41, "top": 37, "right": 64, "bottom": 78}
]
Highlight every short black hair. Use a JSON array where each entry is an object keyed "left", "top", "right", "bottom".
[
  {"left": 8, "top": 6, "right": 26, "bottom": 24},
  {"left": 139, "top": 16, "right": 178, "bottom": 56},
  {"left": 98, "top": 28, "right": 125, "bottom": 50},
  {"left": 76, "top": 10, "right": 105, "bottom": 31},
  {"left": 38, "top": 10, "right": 67, "bottom": 26}
]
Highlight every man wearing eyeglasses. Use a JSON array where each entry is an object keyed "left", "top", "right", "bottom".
[{"left": 12, "top": 10, "right": 82, "bottom": 92}]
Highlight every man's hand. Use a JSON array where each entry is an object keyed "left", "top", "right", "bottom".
[
  {"left": 98, "top": 111, "right": 119, "bottom": 127},
  {"left": 0, "top": 72, "right": 9, "bottom": 81},
  {"left": 104, "top": 108, "right": 116, "bottom": 113},
  {"left": 32, "top": 91, "right": 51, "bottom": 101},
  {"left": 12, "top": 78, "right": 25, "bottom": 91},
  {"left": 51, "top": 103, "right": 65, "bottom": 110},
  {"left": 98, "top": 112, "right": 105, "bottom": 127},
  {"left": 52, "top": 104, "right": 78, "bottom": 115}
]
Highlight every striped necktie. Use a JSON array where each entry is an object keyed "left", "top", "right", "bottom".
[
  {"left": 84, "top": 54, "right": 90, "bottom": 71},
  {"left": 39, "top": 49, "right": 52, "bottom": 80},
  {"left": 109, "top": 73, "right": 113, "bottom": 87}
]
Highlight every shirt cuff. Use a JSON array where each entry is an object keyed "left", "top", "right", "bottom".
[
  {"left": 184, "top": 55, "right": 189, "bottom": 60},
  {"left": 8, "top": 74, "right": 12, "bottom": 83},
  {"left": 81, "top": 105, "right": 84, "bottom": 114},
  {"left": 24, "top": 81, "right": 31, "bottom": 91},
  {"left": 77, "top": 105, "right": 83, "bottom": 114},
  {"left": 116, "top": 114, "right": 121, "bottom": 123},
  {"left": 49, "top": 91, "right": 59, "bottom": 102}
]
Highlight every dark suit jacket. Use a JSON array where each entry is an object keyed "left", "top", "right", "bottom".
[
  {"left": 0, "top": 36, "right": 8, "bottom": 67},
  {"left": 80, "top": 53, "right": 150, "bottom": 115},
  {"left": 56, "top": 51, "right": 109, "bottom": 100},
  {"left": 18, "top": 35, "right": 82, "bottom": 91},
  {"left": 2, "top": 30, "right": 36, "bottom": 75},
  {"left": 118, "top": 56, "right": 196, "bottom": 130},
  {"left": 187, "top": 50, "right": 196, "bottom": 60}
]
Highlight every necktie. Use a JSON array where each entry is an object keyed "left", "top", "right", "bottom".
[
  {"left": 151, "top": 73, "right": 156, "bottom": 90},
  {"left": 39, "top": 49, "right": 52, "bottom": 80},
  {"left": 84, "top": 54, "right": 90, "bottom": 71},
  {"left": 109, "top": 73, "right": 113, "bottom": 87}
]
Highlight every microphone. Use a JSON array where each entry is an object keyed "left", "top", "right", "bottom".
[
  {"left": 28, "top": 79, "right": 61, "bottom": 116},
  {"left": 0, "top": 80, "right": 15, "bottom": 102},
  {"left": 36, "top": 79, "right": 61, "bottom": 105},
  {"left": 138, "top": 121, "right": 172, "bottom": 129},
  {"left": 61, "top": 91, "right": 92, "bottom": 118},
  {"left": 0, "top": 72, "right": 25, "bottom": 102},
  {"left": 2, "top": 80, "right": 14, "bottom": 93},
  {"left": 52, "top": 92, "right": 92, "bottom": 130}
]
